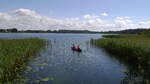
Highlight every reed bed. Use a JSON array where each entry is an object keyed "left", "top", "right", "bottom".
[
  {"left": 92, "top": 34, "right": 150, "bottom": 83},
  {"left": 0, "top": 38, "right": 45, "bottom": 83}
]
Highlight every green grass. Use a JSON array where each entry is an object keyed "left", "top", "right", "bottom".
[
  {"left": 0, "top": 38, "right": 45, "bottom": 83},
  {"left": 92, "top": 34, "right": 150, "bottom": 83}
]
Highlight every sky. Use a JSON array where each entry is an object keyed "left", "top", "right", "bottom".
[{"left": 0, "top": 0, "right": 150, "bottom": 31}]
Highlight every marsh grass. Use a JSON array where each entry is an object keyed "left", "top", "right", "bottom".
[
  {"left": 92, "top": 34, "right": 150, "bottom": 84},
  {"left": 0, "top": 38, "right": 45, "bottom": 83}
]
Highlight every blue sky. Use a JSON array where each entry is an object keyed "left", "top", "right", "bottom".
[
  {"left": 0, "top": 0, "right": 150, "bottom": 31},
  {"left": 0, "top": 0, "right": 149, "bottom": 19}
]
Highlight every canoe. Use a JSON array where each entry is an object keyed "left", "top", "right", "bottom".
[{"left": 71, "top": 47, "right": 82, "bottom": 52}]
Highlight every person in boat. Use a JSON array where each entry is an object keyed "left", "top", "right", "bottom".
[
  {"left": 71, "top": 44, "right": 82, "bottom": 52},
  {"left": 72, "top": 44, "right": 76, "bottom": 49},
  {"left": 72, "top": 44, "right": 80, "bottom": 50},
  {"left": 76, "top": 45, "right": 80, "bottom": 50}
]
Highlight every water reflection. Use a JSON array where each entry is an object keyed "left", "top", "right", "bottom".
[
  {"left": 121, "top": 66, "right": 150, "bottom": 84},
  {"left": 0, "top": 33, "right": 148, "bottom": 84},
  {"left": 105, "top": 51, "right": 150, "bottom": 84}
]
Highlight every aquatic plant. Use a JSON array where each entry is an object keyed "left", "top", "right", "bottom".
[
  {"left": 92, "top": 34, "right": 150, "bottom": 84},
  {"left": 0, "top": 38, "right": 45, "bottom": 83}
]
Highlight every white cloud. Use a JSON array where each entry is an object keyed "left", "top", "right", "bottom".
[
  {"left": 0, "top": 8, "right": 149, "bottom": 31},
  {"left": 115, "top": 20, "right": 127, "bottom": 26},
  {"left": 138, "top": 21, "right": 145, "bottom": 25},
  {"left": 137, "top": 21, "right": 150, "bottom": 28},
  {"left": 83, "top": 14, "right": 91, "bottom": 19},
  {"left": 125, "top": 19, "right": 132, "bottom": 23},
  {"left": 116, "top": 16, "right": 130, "bottom": 20},
  {"left": 13, "top": 9, "right": 37, "bottom": 16},
  {"left": 113, "top": 16, "right": 134, "bottom": 29},
  {"left": 83, "top": 14, "right": 99, "bottom": 19},
  {"left": 0, "top": 13, "right": 12, "bottom": 21},
  {"left": 96, "top": 18, "right": 103, "bottom": 23},
  {"left": 101, "top": 12, "right": 108, "bottom": 16},
  {"left": 116, "top": 17, "right": 124, "bottom": 20}
]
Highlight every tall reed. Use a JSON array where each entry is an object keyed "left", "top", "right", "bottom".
[
  {"left": 0, "top": 38, "right": 45, "bottom": 83},
  {"left": 92, "top": 34, "right": 150, "bottom": 83}
]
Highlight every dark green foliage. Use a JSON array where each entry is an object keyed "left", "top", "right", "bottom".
[
  {"left": 101, "top": 28, "right": 150, "bottom": 34},
  {"left": 0, "top": 38, "right": 45, "bottom": 83},
  {"left": 0, "top": 28, "right": 101, "bottom": 33},
  {"left": 139, "top": 30, "right": 150, "bottom": 37},
  {"left": 6, "top": 28, "right": 18, "bottom": 32},
  {"left": 0, "top": 29, "right": 6, "bottom": 32}
]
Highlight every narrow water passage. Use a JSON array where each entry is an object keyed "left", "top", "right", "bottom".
[{"left": 0, "top": 33, "right": 127, "bottom": 84}]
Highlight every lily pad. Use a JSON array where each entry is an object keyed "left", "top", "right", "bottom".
[
  {"left": 35, "top": 80, "right": 40, "bottom": 83},
  {"left": 26, "top": 66, "right": 32, "bottom": 71},
  {"left": 50, "top": 77, "right": 54, "bottom": 80},
  {"left": 41, "top": 77, "right": 49, "bottom": 82},
  {"left": 37, "top": 63, "right": 48, "bottom": 66}
]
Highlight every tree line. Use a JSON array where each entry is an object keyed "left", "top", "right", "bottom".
[
  {"left": 0, "top": 28, "right": 100, "bottom": 33},
  {"left": 0, "top": 28, "right": 150, "bottom": 34}
]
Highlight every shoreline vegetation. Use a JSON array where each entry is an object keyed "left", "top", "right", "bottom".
[
  {"left": 92, "top": 34, "right": 150, "bottom": 84},
  {"left": 0, "top": 38, "right": 45, "bottom": 83},
  {"left": 0, "top": 28, "right": 100, "bottom": 34},
  {"left": 0, "top": 28, "right": 150, "bottom": 34}
]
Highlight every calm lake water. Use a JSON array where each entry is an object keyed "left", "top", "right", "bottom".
[{"left": 0, "top": 33, "right": 127, "bottom": 84}]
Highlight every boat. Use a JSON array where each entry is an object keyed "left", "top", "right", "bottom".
[{"left": 71, "top": 46, "right": 82, "bottom": 52}]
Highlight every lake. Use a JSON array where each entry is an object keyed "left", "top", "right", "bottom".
[{"left": 0, "top": 33, "right": 127, "bottom": 84}]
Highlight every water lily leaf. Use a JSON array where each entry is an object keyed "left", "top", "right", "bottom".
[
  {"left": 50, "top": 77, "right": 54, "bottom": 80},
  {"left": 37, "top": 63, "right": 48, "bottom": 66},
  {"left": 40, "top": 66, "right": 44, "bottom": 70},
  {"left": 35, "top": 80, "right": 40, "bottom": 83},
  {"left": 26, "top": 66, "right": 32, "bottom": 71},
  {"left": 41, "top": 77, "right": 49, "bottom": 82}
]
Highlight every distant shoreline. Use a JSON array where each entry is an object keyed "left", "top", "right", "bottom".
[
  {"left": 0, "top": 28, "right": 150, "bottom": 34},
  {"left": 0, "top": 32, "right": 103, "bottom": 34}
]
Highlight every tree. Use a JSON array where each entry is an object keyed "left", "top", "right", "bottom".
[{"left": 7, "top": 28, "right": 18, "bottom": 32}]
